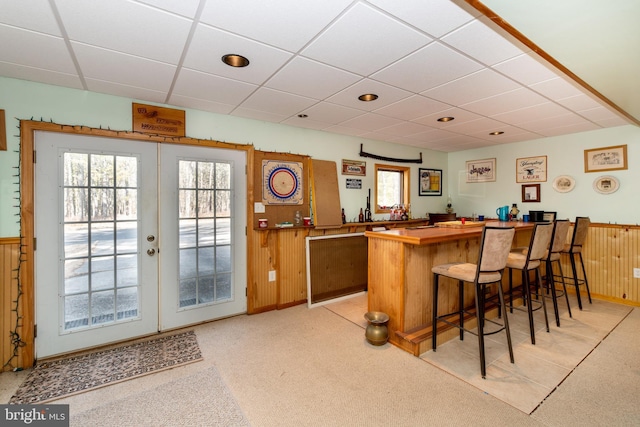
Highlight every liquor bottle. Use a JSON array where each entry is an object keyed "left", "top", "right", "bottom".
[
  {"left": 358, "top": 208, "right": 364, "bottom": 223},
  {"left": 342, "top": 208, "right": 346, "bottom": 224}
]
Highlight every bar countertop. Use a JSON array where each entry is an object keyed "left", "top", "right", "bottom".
[{"left": 364, "top": 220, "right": 535, "bottom": 246}]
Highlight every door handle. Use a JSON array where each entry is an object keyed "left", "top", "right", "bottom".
[{"left": 147, "top": 248, "right": 156, "bottom": 256}]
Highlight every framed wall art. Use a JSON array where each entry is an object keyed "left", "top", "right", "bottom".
[
  {"left": 419, "top": 168, "right": 442, "bottom": 196},
  {"left": 584, "top": 144, "right": 627, "bottom": 173},
  {"left": 516, "top": 155, "right": 547, "bottom": 182},
  {"left": 552, "top": 175, "right": 575, "bottom": 193},
  {"left": 465, "top": 158, "right": 496, "bottom": 183},
  {"left": 522, "top": 184, "right": 540, "bottom": 202}
]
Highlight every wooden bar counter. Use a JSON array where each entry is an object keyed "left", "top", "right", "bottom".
[{"left": 364, "top": 221, "right": 534, "bottom": 356}]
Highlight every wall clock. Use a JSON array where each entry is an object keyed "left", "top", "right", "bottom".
[{"left": 262, "top": 160, "right": 303, "bottom": 205}]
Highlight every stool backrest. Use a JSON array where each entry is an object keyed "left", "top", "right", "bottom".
[
  {"left": 550, "top": 219, "right": 571, "bottom": 253},
  {"left": 527, "top": 222, "right": 554, "bottom": 262},
  {"left": 478, "top": 226, "right": 515, "bottom": 273},
  {"left": 571, "top": 217, "right": 590, "bottom": 248}
]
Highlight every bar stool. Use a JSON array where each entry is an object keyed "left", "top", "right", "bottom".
[
  {"left": 506, "top": 222, "right": 553, "bottom": 345},
  {"left": 432, "top": 226, "right": 515, "bottom": 379},
  {"left": 544, "top": 219, "right": 572, "bottom": 326},
  {"left": 561, "top": 217, "right": 592, "bottom": 310}
]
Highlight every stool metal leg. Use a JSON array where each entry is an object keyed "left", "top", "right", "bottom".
[
  {"left": 432, "top": 273, "right": 439, "bottom": 351},
  {"left": 546, "top": 259, "right": 561, "bottom": 327},
  {"left": 578, "top": 253, "right": 592, "bottom": 304},
  {"left": 570, "top": 253, "right": 583, "bottom": 310},
  {"left": 474, "top": 282, "right": 487, "bottom": 378}
]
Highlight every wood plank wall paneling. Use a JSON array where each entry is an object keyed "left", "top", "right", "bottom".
[
  {"left": 277, "top": 229, "right": 308, "bottom": 307},
  {"left": 561, "top": 224, "right": 640, "bottom": 304},
  {"left": 1, "top": 238, "right": 22, "bottom": 372}
]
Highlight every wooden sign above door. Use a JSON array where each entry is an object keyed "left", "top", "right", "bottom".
[{"left": 132, "top": 103, "right": 185, "bottom": 137}]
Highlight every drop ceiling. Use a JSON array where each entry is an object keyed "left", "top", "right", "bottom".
[{"left": 0, "top": 0, "right": 636, "bottom": 152}]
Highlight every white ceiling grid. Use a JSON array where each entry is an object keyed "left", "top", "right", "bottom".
[{"left": 0, "top": 0, "right": 631, "bottom": 152}]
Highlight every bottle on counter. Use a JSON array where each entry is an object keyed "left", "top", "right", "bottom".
[
  {"left": 342, "top": 208, "right": 346, "bottom": 224},
  {"left": 358, "top": 208, "right": 364, "bottom": 223}
]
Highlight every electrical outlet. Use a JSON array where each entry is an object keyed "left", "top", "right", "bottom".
[
  {"left": 634, "top": 268, "right": 640, "bottom": 279},
  {"left": 268, "top": 270, "right": 276, "bottom": 282}
]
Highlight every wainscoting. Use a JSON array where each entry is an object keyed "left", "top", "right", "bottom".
[{"left": 2, "top": 222, "right": 639, "bottom": 371}]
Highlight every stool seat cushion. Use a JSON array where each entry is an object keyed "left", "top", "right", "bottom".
[
  {"left": 506, "top": 252, "right": 541, "bottom": 270},
  {"left": 548, "top": 252, "right": 561, "bottom": 261},
  {"left": 432, "top": 262, "right": 502, "bottom": 283}
]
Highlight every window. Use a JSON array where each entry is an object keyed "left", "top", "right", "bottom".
[{"left": 375, "top": 163, "right": 410, "bottom": 213}]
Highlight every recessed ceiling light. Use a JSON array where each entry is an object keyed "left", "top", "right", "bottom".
[
  {"left": 437, "top": 117, "right": 455, "bottom": 122},
  {"left": 221, "top": 54, "right": 249, "bottom": 67},
  {"left": 297, "top": 114, "right": 308, "bottom": 118},
  {"left": 489, "top": 131, "right": 504, "bottom": 135},
  {"left": 358, "top": 94, "right": 378, "bottom": 102}
]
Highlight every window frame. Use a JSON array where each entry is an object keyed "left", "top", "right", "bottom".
[{"left": 374, "top": 163, "right": 410, "bottom": 214}]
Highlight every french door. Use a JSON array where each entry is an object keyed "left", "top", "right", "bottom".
[{"left": 34, "top": 132, "right": 246, "bottom": 358}]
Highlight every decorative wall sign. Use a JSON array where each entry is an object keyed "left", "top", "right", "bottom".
[
  {"left": 584, "top": 145, "right": 627, "bottom": 173},
  {"left": 552, "top": 175, "right": 575, "bottom": 193},
  {"left": 262, "top": 160, "right": 303, "bottom": 205},
  {"left": 516, "top": 155, "right": 547, "bottom": 182},
  {"left": 346, "top": 178, "right": 362, "bottom": 189},
  {"left": 132, "top": 102, "right": 185, "bottom": 137},
  {"left": 522, "top": 183, "right": 541, "bottom": 202},
  {"left": 593, "top": 175, "right": 620, "bottom": 194},
  {"left": 465, "top": 158, "right": 496, "bottom": 183},
  {"left": 419, "top": 168, "right": 442, "bottom": 196},
  {"left": 342, "top": 159, "right": 366, "bottom": 176}
]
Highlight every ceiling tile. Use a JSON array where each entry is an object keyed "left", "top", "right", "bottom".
[
  {"left": 493, "top": 53, "right": 559, "bottom": 86},
  {"left": 1, "top": 1, "right": 61, "bottom": 35},
  {"left": 492, "top": 102, "right": 572, "bottom": 125},
  {"left": 200, "top": 0, "right": 353, "bottom": 52},
  {"left": 377, "top": 121, "right": 435, "bottom": 137},
  {"left": 0, "top": 62, "right": 83, "bottom": 90},
  {"left": 136, "top": 0, "right": 201, "bottom": 18},
  {"left": 265, "top": 57, "right": 360, "bottom": 100},
  {"left": 230, "top": 107, "right": 289, "bottom": 123},
  {"left": 169, "top": 94, "right": 236, "bottom": 115},
  {"left": 85, "top": 78, "right": 168, "bottom": 104},
  {"left": 373, "top": 95, "right": 450, "bottom": 121},
  {"left": 326, "top": 79, "right": 412, "bottom": 111},
  {"left": 371, "top": 42, "right": 482, "bottom": 92},
  {"left": 538, "top": 121, "right": 601, "bottom": 137},
  {"left": 515, "top": 113, "right": 591, "bottom": 133},
  {"left": 239, "top": 87, "right": 318, "bottom": 117},
  {"left": 412, "top": 108, "right": 484, "bottom": 128},
  {"left": 302, "top": 2, "right": 431, "bottom": 76},
  {"left": 530, "top": 77, "right": 585, "bottom": 101},
  {"left": 55, "top": 0, "right": 193, "bottom": 64},
  {"left": 442, "top": 16, "right": 527, "bottom": 66},
  {"left": 556, "top": 93, "right": 607, "bottom": 112},
  {"left": 444, "top": 117, "right": 507, "bottom": 134},
  {"left": 72, "top": 42, "right": 176, "bottom": 91},
  {"left": 280, "top": 116, "right": 333, "bottom": 131},
  {"left": 461, "top": 88, "right": 548, "bottom": 117},
  {"left": 368, "top": 0, "right": 480, "bottom": 37},
  {"left": 338, "top": 113, "right": 404, "bottom": 131},
  {"left": 184, "top": 24, "right": 293, "bottom": 85},
  {"left": 0, "top": 25, "right": 76, "bottom": 73},
  {"left": 173, "top": 68, "right": 258, "bottom": 105},
  {"left": 298, "top": 102, "right": 365, "bottom": 124},
  {"left": 422, "top": 68, "right": 520, "bottom": 106}
]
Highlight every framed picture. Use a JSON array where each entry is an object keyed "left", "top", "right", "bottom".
[
  {"left": 522, "top": 184, "right": 540, "bottom": 202},
  {"left": 584, "top": 145, "right": 627, "bottom": 173},
  {"left": 419, "top": 168, "right": 442, "bottom": 196},
  {"left": 341, "top": 159, "right": 366, "bottom": 176},
  {"left": 465, "top": 158, "right": 496, "bottom": 183},
  {"left": 516, "top": 155, "right": 547, "bottom": 183}
]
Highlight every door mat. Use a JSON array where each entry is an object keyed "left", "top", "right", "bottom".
[{"left": 10, "top": 330, "right": 203, "bottom": 404}]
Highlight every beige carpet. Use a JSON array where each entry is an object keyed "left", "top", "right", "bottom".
[
  {"left": 70, "top": 366, "right": 249, "bottom": 427},
  {"left": 10, "top": 330, "right": 202, "bottom": 404}
]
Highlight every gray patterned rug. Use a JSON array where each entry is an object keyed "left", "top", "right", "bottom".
[{"left": 10, "top": 330, "right": 203, "bottom": 404}]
